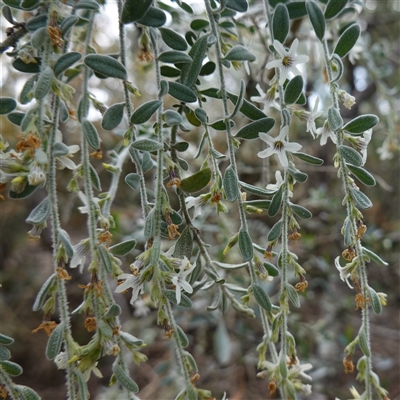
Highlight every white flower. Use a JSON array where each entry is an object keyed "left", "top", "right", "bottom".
[
  {"left": 360, "top": 129, "right": 372, "bottom": 166},
  {"left": 70, "top": 238, "right": 91, "bottom": 273},
  {"left": 266, "top": 170, "right": 293, "bottom": 197},
  {"left": 54, "top": 352, "right": 68, "bottom": 370},
  {"left": 133, "top": 298, "right": 151, "bottom": 317},
  {"left": 266, "top": 39, "right": 309, "bottom": 85},
  {"left": 185, "top": 193, "right": 211, "bottom": 220},
  {"left": 315, "top": 121, "right": 337, "bottom": 146},
  {"left": 171, "top": 257, "right": 195, "bottom": 304},
  {"left": 57, "top": 145, "right": 80, "bottom": 170},
  {"left": 377, "top": 138, "right": 394, "bottom": 161},
  {"left": 250, "top": 84, "right": 277, "bottom": 113},
  {"left": 81, "top": 362, "right": 103, "bottom": 382},
  {"left": 115, "top": 274, "right": 144, "bottom": 305},
  {"left": 257, "top": 126, "right": 302, "bottom": 169},
  {"left": 77, "top": 191, "right": 100, "bottom": 214},
  {"left": 338, "top": 90, "right": 356, "bottom": 110},
  {"left": 306, "top": 98, "right": 323, "bottom": 138},
  {"left": 334, "top": 256, "right": 355, "bottom": 289},
  {"left": 28, "top": 164, "right": 46, "bottom": 185},
  {"left": 287, "top": 357, "right": 312, "bottom": 381}
]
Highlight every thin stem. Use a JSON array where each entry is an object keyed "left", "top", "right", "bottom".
[
  {"left": 0, "top": 367, "right": 21, "bottom": 399},
  {"left": 322, "top": 37, "right": 373, "bottom": 399},
  {"left": 204, "top": 0, "right": 256, "bottom": 285}
]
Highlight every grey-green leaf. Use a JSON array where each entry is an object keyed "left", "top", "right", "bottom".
[
  {"left": 32, "top": 273, "right": 56, "bottom": 312},
  {"left": 361, "top": 246, "right": 388, "bottom": 266},
  {"left": 342, "top": 114, "right": 379, "bottom": 135},
  {"left": 324, "top": 0, "right": 348, "bottom": 20},
  {"left": 293, "top": 152, "right": 324, "bottom": 165},
  {"left": 238, "top": 229, "right": 253, "bottom": 261},
  {"left": 328, "top": 106, "right": 343, "bottom": 131},
  {"left": 73, "top": 0, "right": 99, "bottom": 10},
  {"left": 136, "top": 7, "right": 166, "bottom": 27},
  {"left": 194, "top": 108, "right": 208, "bottom": 124},
  {"left": 179, "top": 167, "right": 212, "bottom": 193},
  {"left": 235, "top": 117, "right": 275, "bottom": 140},
  {"left": 0, "top": 346, "right": 11, "bottom": 361},
  {"left": 46, "top": 323, "right": 63, "bottom": 360},
  {"left": 267, "top": 219, "right": 282, "bottom": 242},
  {"left": 338, "top": 145, "right": 362, "bottom": 166},
  {"left": 16, "top": 385, "right": 41, "bottom": 400},
  {"left": 130, "top": 100, "right": 162, "bottom": 125},
  {"left": 225, "top": 0, "right": 248, "bottom": 12},
  {"left": 98, "top": 244, "right": 113, "bottom": 274},
  {"left": 223, "top": 166, "right": 239, "bottom": 202},
  {"left": 0, "top": 361, "right": 23, "bottom": 376},
  {"left": 347, "top": 164, "right": 375, "bottom": 186},
  {"left": 35, "top": 66, "right": 54, "bottom": 100},
  {"left": 284, "top": 75, "right": 303, "bottom": 104},
  {"left": 239, "top": 181, "right": 275, "bottom": 197},
  {"left": 102, "top": 103, "right": 125, "bottom": 130},
  {"left": 253, "top": 284, "right": 272, "bottom": 311},
  {"left": 175, "top": 325, "right": 189, "bottom": 348},
  {"left": 53, "top": 52, "right": 82, "bottom": 76},
  {"left": 180, "top": 35, "right": 208, "bottom": 88},
  {"left": 0, "top": 97, "right": 17, "bottom": 115},
  {"left": 350, "top": 188, "right": 372, "bottom": 209},
  {"left": 26, "top": 196, "right": 50, "bottom": 224},
  {"left": 290, "top": 203, "right": 312, "bottom": 219},
  {"left": 306, "top": 0, "right": 325, "bottom": 41},
  {"left": 168, "top": 81, "right": 197, "bottom": 103},
  {"left": 287, "top": 167, "right": 308, "bottom": 183},
  {"left": 131, "top": 139, "right": 163, "bottom": 152},
  {"left": 121, "top": 0, "right": 152, "bottom": 24},
  {"left": 159, "top": 28, "right": 188, "bottom": 51},
  {"left": 0, "top": 334, "right": 14, "bottom": 345},
  {"left": 369, "top": 287, "right": 382, "bottom": 315},
  {"left": 164, "top": 109, "right": 183, "bottom": 126},
  {"left": 224, "top": 45, "right": 256, "bottom": 62},
  {"left": 113, "top": 363, "right": 139, "bottom": 393},
  {"left": 173, "top": 226, "right": 193, "bottom": 259},
  {"left": 358, "top": 329, "right": 370, "bottom": 357},
  {"left": 90, "top": 164, "right": 101, "bottom": 191},
  {"left": 84, "top": 54, "right": 127, "bottom": 80},
  {"left": 125, "top": 173, "right": 141, "bottom": 190},
  {"left": 272, "top": 3, "right": 290, "bottom": 44},
  {"left": 285, "top": 283, "right": 300, "bottom": 308},
  {"left": 158, "top": 51, "right": 192, "bottom": 64},
  {"left": 104, "top": 304, "right": 122, "bottom": 318},
  {"left": 58, "top": 229, "right": 74, "bottom": 258},
  {"left": 334, "top": 23, "right": 360, "bottom": 58},
  {"left": 82, "top": 119, "right": 100, "bottom": 149},
  {"left": 165, "top": 290, "right": 193, "bottom": 308},
  {"left": 268, "top": 185, "right": 283, "bottom": 217},
  {"left": 109, "top": 240, "right": 137, "bottom": 257}
]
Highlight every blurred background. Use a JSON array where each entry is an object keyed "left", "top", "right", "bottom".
[{"left": 0, "top": 0, "right": 399, "bottom": 399}]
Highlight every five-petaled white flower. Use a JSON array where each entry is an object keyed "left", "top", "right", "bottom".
[
  {"left": 266, "top": 170, "right": 293, "bottom": 197},
  {"left": 115, "top": 274, "right": 144, "bottom": 305},
  {"left": 266, "top": 39, "right": 309, "bottom": 85},
  {"left": 257, "top": 126, "right": 302, "bottom": 169},
  {"left": 185, "top": 193, "right": 211, "bottom": 220},
  {"left": 315, "top": 121, "right": 337, "bottom": 146},
  {"left": 171, "top": 257, "right": 195, "bottom": 304},
  {"left": 306, "top": 98, "right": 323, "bottom": 138},
  {"left": 334, "top": 256, "right": 356, "bottom": 289},
  {"left": 250, "top": 84, "right": 278, "bottom": 113},
  {"left": 77, "top": 191, "right": 101, "bottom": 214}
]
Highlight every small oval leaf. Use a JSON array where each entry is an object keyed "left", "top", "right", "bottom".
[
  {"left": 0, "top": 97, "right": 17, "bottom": 115},
  {"left": 26, "top": 196, "right": 50, "bottom": 225},
  {"left": 46, "top": 323, "right": 63, "bottom": 360},
  {"left": 84, "top": 54, "right": 127, "bottom": 80},
  {"left": 165, "top": 290, "right": 193, "bottom": 308},
  {"left": 136, "top": 6, "right": 166, "bottom": 27},
  {"left": 286, "top": 283, "right": 300, "bottom": 308},
  {"left": 358, "top": 329, "right": 371, "bottom": 357},
  {"left": 131, "top": 138, "right": 163, "bottom": 152},
  {"left": 272, "top": 4, "right": 290, "bottom": 44},
  {"left": 306, "top": 0, "right": 325, "bottom": 41},
  {"left": 324, "top": 0, "right": 348, "bottom": 20},
  {"left": 98, "top": 244, "right": 113, "bottom": 274},
  {"left": 125, "top": 173, "right": 141, "bottom": 190},
  {"left": 121, "top": 0, "right": 152, "bottom": 24},
  {"left": 102, "top": 103, "right": 125, "bottom": 130},
  {"left": 290, "top": 203, "right": 312, "bottom": 219},
  {"left": 158, "top": 51, "right": 192, "bottom": 64},
  {"left": 342, "top": 114, "right": 379, "bottom": 135},
  {"left": 164, "top": 109, "right": 183, "bottom": 126},
  {"left": 350, "top": 188, "right": 373, "bottom": 209},
  {"left": 238, "top": 229, "right": 253, "bottom": 261},
  {"left": 53, "top": 52, "right": 82, "bottom": 76},
  {"left": 268, "top": 185, "right": 283, "bottom": 217},
  {"left": 253, "top": 284, "right": 272, "bottom": 311},
  {"left": 173, "top": 226, "right": 193, "bottom": 259},
  {"left": 32, "top": 273, "right": 56, "bottom": 312},
  {"left": 159, "top": 28, "right": 188, "bottom": 51},
  {"left": 236, "top": 117, "right": 275, "bottom": 140},
  {"left": 223, "top": 166, "right": 239, "bottom": 202},
  {"left": 267, "top": 219, "right": 282, "bottom": 242},
  {"left": 293, "top": 152, "right": 324, "bottom": 165},
  {"left": 284, "top": 75, "right": 304, "bottom": 104},
  {"left": 168, "top": 81, "right": 197, "bottom": 103},
  {"left": 179, "top": 167, "right": 212, "bottom": 193},
  {"left": 0, "top": 361, "right": 23, "bottom": 376},
  {"left": 82, "top": 119, "right": 100, "bottom": 149},
  {"left": 338, "top": 145, "right": 362, "bottom": 166},
  {"left": 334, "top": 23, "right": 360, "bottom": 58},
  {"left": 328, "top": 106, "right": 343, "bottom": 131},
  {"left": 109, "top": 240, "right": 137, "bottom": 257},
  {"left": 130, "top": 100, "right": 162, "bottom": 125},
  {"left": 113, "top": 363, "right": 139, "bottom": 393},
  {"left": 347, "top": 164, "right": 375, "bottom": 186},
  {"left": 369, "top": 287, "right": 382, "bottom": 315},
  {"left": 224, "top": 45, "right": 256, "bottom": 62},
  {"left": 175, "top": 325, "right": 189, "bottom": 348}
]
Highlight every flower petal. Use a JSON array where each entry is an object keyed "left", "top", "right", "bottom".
[
  {"left": 273, "top": 40, "right": 287, "bottom": 58},
  {"left": 276, "top": 150, "right": 289, "bottom": 168},
  {"left": 259, "top": 132, "right": 275, "bottom": 145},
  {"left": 266, "top": 59, "right": 282, "bottom": 70},
  {"left": 285, "top": 142, "right": 302, "bottom": 153},
  {"left": 257, "top": 148, "right": 274, "bottom": 159}
]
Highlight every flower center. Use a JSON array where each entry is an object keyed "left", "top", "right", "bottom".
[
  {"left": 273, "top": 140, "right": 285, "bottom": 151},
  {"left": 282, "top": 55, "right": 292, "bottom": 67}
]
